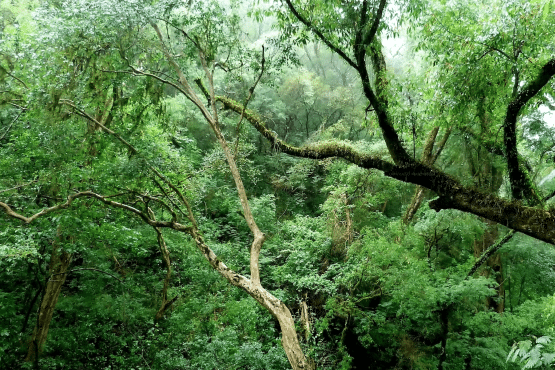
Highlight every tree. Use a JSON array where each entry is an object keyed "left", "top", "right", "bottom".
[{"left": 241, "top": 0, "right": 555, "bottom": 243}]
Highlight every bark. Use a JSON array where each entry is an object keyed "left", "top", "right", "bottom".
[
  {"left": 25, "top": 237, "right": 72, "bottom": 362},
  {"left": 278, "top": 3, "right": 555, "bottom": 243},
  {"left": 403, "top": 126, "right": 451, "bottom": 224},
  {"left": 503, "top": 59, "right": 555, "bottom": 204},
  {"left": 148, "top": 24, "right": 314, "bottom": 369},
  {"left": 467, "top": 231, "right": 515, "bottom": 279},
  {"left": 300, "top": 293, "right": 311, "bottom": 341},
  {"left": 187, "top": 228, "right": 313, "bottom": 370}
]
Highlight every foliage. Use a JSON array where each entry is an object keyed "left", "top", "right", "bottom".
[{"left": 1, "top": 0, "right": 555, "bottom": 369}]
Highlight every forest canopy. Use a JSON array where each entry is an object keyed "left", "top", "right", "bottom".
[{"left": 1, "top": 0, "right": 555, "bottom": 369}]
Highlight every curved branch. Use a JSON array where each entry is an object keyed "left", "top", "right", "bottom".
[
  {"left": 0, "top": 191, "right": 193, "bottom": 232},
  {"left": 283, "top": 0, "right": 358, "bottom": 70},
  {"left": 219, "top": 95, "right": 395, "bottom": 171}
]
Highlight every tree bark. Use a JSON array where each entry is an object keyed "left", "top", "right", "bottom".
[
  {"left": 25, "top": 236, "right": 72, "bottom": 363},
  {"left": 278, "top": 2, "right": 555, "bottom": 243}
]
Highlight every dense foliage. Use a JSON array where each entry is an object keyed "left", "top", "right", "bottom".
[{"left": 1, "top": 0, "right": 555, "bottom": 369}]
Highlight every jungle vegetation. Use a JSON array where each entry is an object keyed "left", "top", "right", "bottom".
[{"left": 1, "top": 0, "right": 555, "bottom": 369}]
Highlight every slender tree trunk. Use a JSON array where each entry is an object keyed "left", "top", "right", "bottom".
[
  {"left": 154, "top": 227, "right": 178, "bottom": 322},
  {"left": 300, "top": 292, "right": 311, "bottom": 341},
  {"left": 403, "top": 126, "right": 451, "bottom": 224},
  {"left": 437, "top": 306, "right": 450, "bottom": 370},
  {"left": 472, "top": 220, "right": 505, "bottom": 312},
  {"left": 25, "top": 239, "right": 72, "bottom": 362}
]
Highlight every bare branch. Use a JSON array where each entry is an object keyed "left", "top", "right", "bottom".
[
  {"left": 234, "top": 46, "right": 266, "bottom": 155},
  {"left": 283, "top": 0, "right": 358, "bottom": 70},
  {"left": 0, "top": 179, "right": 37, "bottom": 194}
]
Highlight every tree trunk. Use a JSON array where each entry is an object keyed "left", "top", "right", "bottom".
[
  {"left": 154, "top": 227, "right": 178, "bottom": 322},
  {"left": 473, "top": 220, "right": 505, "bottom": 312},
  {"left": 25, "top": 241, "right": 72, "bottom": 362},
  {"left": 300, "top": 292, "right": 311, "bottom": 341},
  {"left": 403, "top": 126, "right": 451, "bottom": 223}
]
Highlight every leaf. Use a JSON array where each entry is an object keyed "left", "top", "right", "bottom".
[{"left": 536, "top": 336, "right": 552, "bottom": 345}]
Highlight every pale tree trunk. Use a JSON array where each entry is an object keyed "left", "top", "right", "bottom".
[
  {"left": 153, "top": 227, "right": 178, "bottom": 322},
  {"left": 300, "top": 292, "right": 311, "bottom": 341},
  {"left": 25, "top": 235, "right": 72, "bottom": 363},
  {"left": 149, "top": 24, "right": 314, "bottom": 369},
  {"left": 3, "top": 22, "right": 315, "bottom": 370},
  {"left": 403, "top": 126, "right": 451, "bottom": 224}
]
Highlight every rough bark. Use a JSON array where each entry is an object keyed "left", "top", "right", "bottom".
[{"left": 25, "top": 238, "right": 72, "bottom": 362}]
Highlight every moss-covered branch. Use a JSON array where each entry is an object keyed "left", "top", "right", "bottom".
[{"left": 217, "top": 95, "right": 555, "bottom": 245}]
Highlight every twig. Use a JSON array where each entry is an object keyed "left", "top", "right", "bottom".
[
  {"left": 0, "top": 179, "right": 37, "bottom": 194},
  {"left": 51, "top": 268, "right": 123, "bottom": 283}
]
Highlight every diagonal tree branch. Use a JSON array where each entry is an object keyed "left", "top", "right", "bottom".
[
  {"left": 467, "top": 230, "right": 515, "bottom": 278},
  {"left": 282, "top": 0, "right": 358, "bottom": 70},
  {"left": 216, "top": 94, "right": 555, "bottom": 245},
  {"left": 362, "top": 0, "right": 387, "bottom": 46},
  {"left": 503, "top": 58, "right": 555, "bottom": 203}
]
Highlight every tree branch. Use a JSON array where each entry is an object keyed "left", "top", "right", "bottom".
[
  {"left": 0, "top": 179, "right": 37, "bottom": 194},
  {"left": 234, "top": 46, "right": 265, "bottom": 155},
  {"left": 283, "top": 0, "right": 358, "bottom": 70},
  {"left": 503, "top": 59, "right": 555, "bottom": 203},
  {"left": 362, "top": 0, "right": 387, "bottom": 46},
  {"left": 218, "top": 94, "right": 555, "bottom": 245},
  {"left": 467, "top": 231, "right": 515, "bottom": 278}
]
